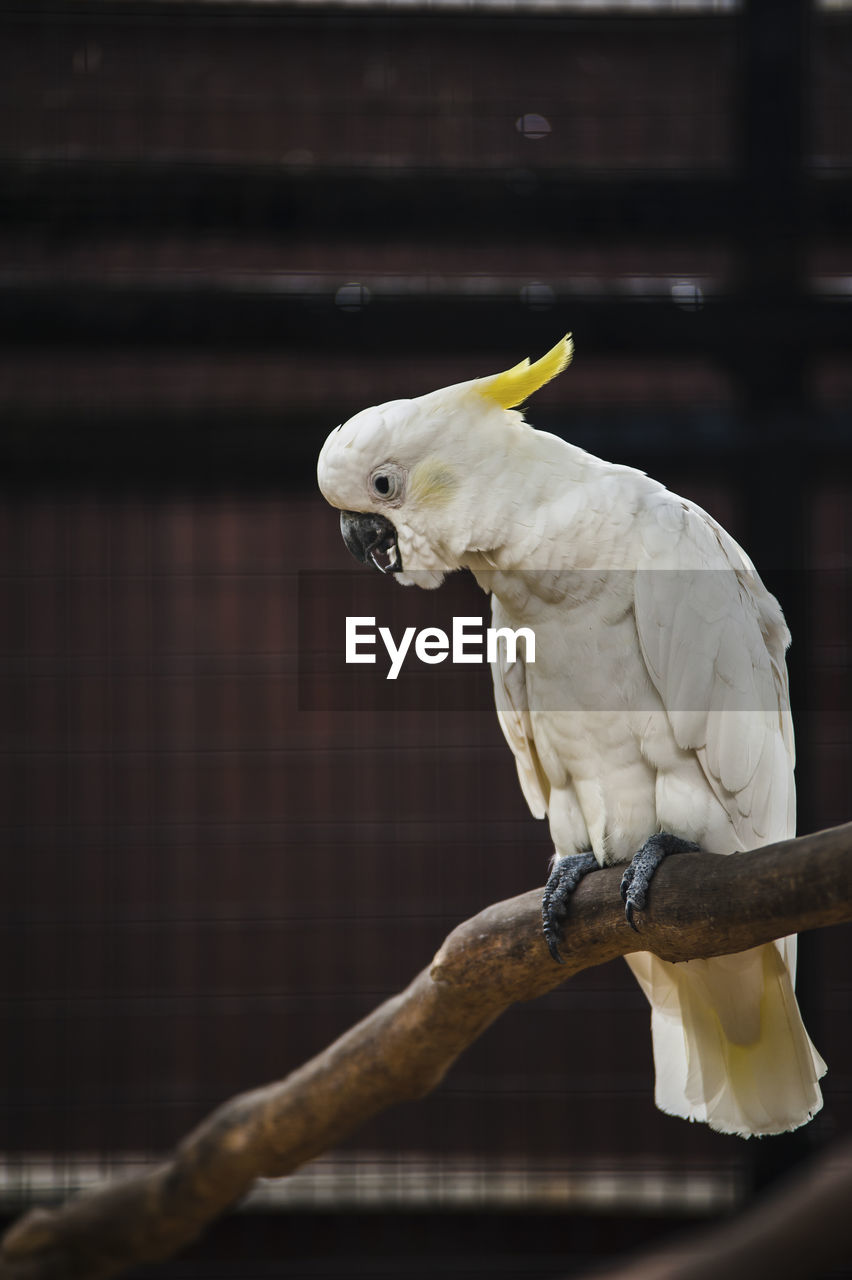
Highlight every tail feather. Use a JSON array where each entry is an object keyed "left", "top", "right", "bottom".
[{"left": 626, "top": 943, "right": 826, "bottom": 1137}]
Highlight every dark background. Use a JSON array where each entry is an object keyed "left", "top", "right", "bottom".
[{"left": 0, "top": 1, "right": 850, "bottom": 1276}]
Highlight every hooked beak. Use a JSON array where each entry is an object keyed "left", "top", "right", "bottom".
[{"left": 340, "top": 511, "right": 402, "bottom": 575}]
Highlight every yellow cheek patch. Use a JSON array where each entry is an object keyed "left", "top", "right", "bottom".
[
  {"left": 480, "top": 333, "right": 573, "bottom": 410},
  {"left": 409, "top": 458, "right": 458, "bottom": 505}
]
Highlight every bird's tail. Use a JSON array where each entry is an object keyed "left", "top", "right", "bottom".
[{"left": 626, "top": 940, "right": 826, "bottom": 1137}]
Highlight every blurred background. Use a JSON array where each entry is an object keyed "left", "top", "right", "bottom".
[{"left": 1, "top": 0, "right": 851, "bottom": 1276}]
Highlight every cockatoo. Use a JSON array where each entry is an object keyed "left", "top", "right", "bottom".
[{"left": 316, "top": 335, "right": 826, "bottom": 1137}]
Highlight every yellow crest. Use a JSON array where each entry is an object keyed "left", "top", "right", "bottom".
[{"left": 479, "top": 334, "right": 573, "bottom": 410}]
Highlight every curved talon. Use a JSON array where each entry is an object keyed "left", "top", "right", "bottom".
[
  {"left": 541, "top": 851, "right": 599, "bottom": 965},
  {"left": 542, "top": 886, "right": 566, "bottom": 963},
  {"left": 621, "top": 832, "right": 700, "bottom": 928},
  {"left": 544, "top": 930, "right": 566, "bottom": 965},
  {"left": 541, "top": 883, "right": 565, "bottom": 963}
]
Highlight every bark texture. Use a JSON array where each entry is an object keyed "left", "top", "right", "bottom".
[{"left": 2, "top": 822, "right": 851, "bottom": 1280}]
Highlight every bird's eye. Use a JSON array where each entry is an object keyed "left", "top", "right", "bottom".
[{"left": 369, "top": 467, "right": 404, "bottom": 502}]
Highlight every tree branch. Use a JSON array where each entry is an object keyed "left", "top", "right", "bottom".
[
  {"left": 2, "top": 822, "right": 851, "bottom": 1280},
  {"left": 591, "top": 1132, "right": 852, "bottom": 1280}
]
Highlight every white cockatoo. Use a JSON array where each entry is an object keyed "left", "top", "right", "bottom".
[{"left": 316, "top": 335, "right": 826, "bottom": 1137}]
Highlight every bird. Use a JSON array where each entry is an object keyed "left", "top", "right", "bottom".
[{"left": 316, "top": 334, "right": 826, "bottom": 1137}]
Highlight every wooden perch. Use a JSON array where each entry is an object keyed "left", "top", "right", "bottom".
[{"left": 2, "top": 821, "right": 851, "bottom": 1280}]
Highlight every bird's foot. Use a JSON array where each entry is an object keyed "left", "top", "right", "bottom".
[
  {"left": 542, "top": 852, "right": 599, "bottom": 964},
  {"left": 620, "top": 833, "right": 699, "bottom": 932}
]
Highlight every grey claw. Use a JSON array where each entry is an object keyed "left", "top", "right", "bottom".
[
  {"left": 620, "top": 832, "right": 699, "bottom": 929},
  {"left": 541, "top": 851, "right": 599, "bottom": 965},
  {"left": 545, "top": 934, "right": 565, "bottom": 965}
]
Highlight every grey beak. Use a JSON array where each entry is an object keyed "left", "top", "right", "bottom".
[{"left": 340, "top": 511, "right": 402, "bottom": 574}]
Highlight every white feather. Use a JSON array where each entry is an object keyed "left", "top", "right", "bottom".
[
  {"left": 491, "top": 489, "right": 825, "bottom": 1135},
  {"left": 317, "top": 352, "right": 826, "bottom": 1137}
]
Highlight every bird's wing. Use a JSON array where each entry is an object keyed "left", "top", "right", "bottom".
[
  {"left": 489, "top": 596, "right": 550, "bottom": 821},
  {"left": 633, "top": 495, "right": 795, "bottom": 849},
  {"left": 631, "top": 501, "right": 821, "bottom": 1135}
]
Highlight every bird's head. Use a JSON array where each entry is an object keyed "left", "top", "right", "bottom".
[{"left": 317, "top": 334, "right": 573, "bottom": 588}]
